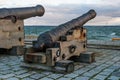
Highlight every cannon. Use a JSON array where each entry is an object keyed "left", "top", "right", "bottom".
[
  {"left": 0, "top": 5, "right": 44, "bottom": 20},
  {"left": 0, "top": 5, "right": 45, "bottom": 55},
  {"left": 23, "top": 9, "right": 96, "bottom": 73},
  {"left": 34, "top": 9, "right": 96, "bottom": 50}
]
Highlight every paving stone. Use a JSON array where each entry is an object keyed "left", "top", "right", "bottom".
[
  {"left": 0, "top": 63, "right": 5, "bottom": 66},
  {"left": 0, "top": 70, "right": 13, "bottom": 75},
  {"left": 22, "top": 77, "right": 35, "bottom": 80},
  {"left": 93, "top": 67, "right": 104, "bottom": 72},
  {"left": 15, "top": 70, "right": 28, "bottom": 75},
  {"left": 112, "top": 57, "right": 120, "bottom": 62},
  {"left": 41, "top": 71, "right": 53, "bottom": 75},
  {"left": 58, "top": 77, "right": 72, "bottom": 80},
  {"left": 105, "top": 61, "right": 115, "bottom": 65},
  {"left": 74, "top": 65, "right": 84, "bottom": 70},
  {"left": 103, "top": 69, "right": 115, "bottom": 73},
  {"left": 64, "top": 73, "right": 78, "bottom": 78},
  {"left": 12, "top": 67, "right": 22, "bottom": 71},
  {"left": 40, "top": 77, "right": 54, "bottom": 80},
  {"left": 90, "top": 69, "right": 101, "bottom": 74},
  {"left": 74, "top": 76, "right": 89, "bottom": 80},
  {"left": 82, "top": 67, "right": 92, "bottom": 72},
  {"left": 108, "top": 76, "right": 120, "bottom": 80},
  {"left": 82, "top": 71, "right": 97, "bottom": 77},
  {"left": 114, "top": 63, "right": 120, "bottom": 67},
  {"left": 17, "top": 73, "right": 31, "bottom": 78},
  {"left": 99, "top": 71, "right": 112, "bottom": 76},
  {"left": 90, "top": 78, "right": 100, "bottom": 80},
  {"left": 89, "top": 70, "right": 98, "bottom": 75},
  {"left": 111, "top": 70, "right": 120, "bottom": 77},
  {"left": 6, "top": 77, "right": 19, "bottom": 80},
  {"left": 108, "top": 65, "right": 120, "bottom": 70},
  {"left": 0, "top": 67, "right": 11, "bottom": 71},
  {"left": 30, "top": 73, "right": 45, "bottom": 79},
  {"left": 73, "top": 69, "right": 86, "bottom": 75},
  {"left": 86, "top": 64, "right": 96, "bottom": 69},
  {"left": 100, "top": 64, "right": 110, "bottom": 68},
  {"left": 96, "top": 60, "right": 106, "bottom": 63},
  {"left": 93, "top": 74, "right": 107, "bottom": 80},
  {"left": 27, "top": 71, "right": 37, "bottom": 75},
  {"left": 94, "top": 66, "right": 105, "bottom": 72},
  {"left": 116, "top": 62, "right": 120, "bottom": 65},
  {"left": 0, "top": 74, "right": 15, "bottom": 79},
  {"left": 0, "top": 75, "right": 5, "bottom": 79},
  {"left": 48, "top": 74, "right": 63, "bottom": 79}
]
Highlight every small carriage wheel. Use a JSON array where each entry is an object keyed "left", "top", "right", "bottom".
[
  {"left": 56, "top": 49, "right": 61, "bottom": 57},
  {"left": 66, "top": 63, "right": 74, "bottom": 73},
  {"left": 69, "top": 45, "right": 76, "bottom": 53}
]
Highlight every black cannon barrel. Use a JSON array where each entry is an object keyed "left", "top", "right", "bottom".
[
  {"left": 34, "top": 9, "right": 96, "bottom": 50},
  {"left": 0, "top": 5, "right": 45, "bottom": 19}
]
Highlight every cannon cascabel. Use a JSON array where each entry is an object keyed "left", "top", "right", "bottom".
[
  {"left": 34, "top": 9, "right": 96, "bottom": 50},
  {"left": 0, "top": 5, "right": 45, "bottom": 19}
]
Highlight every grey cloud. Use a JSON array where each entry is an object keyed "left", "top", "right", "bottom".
[
  {"left": 25, "top": 2, "right": 120, "bottom": 25},
  {"left": 45, "top": 4, "right": 120, "bottom": 18}
]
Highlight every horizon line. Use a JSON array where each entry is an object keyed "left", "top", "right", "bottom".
[{"left": 24, "top": 25, "right": 120, "bottom": 26}]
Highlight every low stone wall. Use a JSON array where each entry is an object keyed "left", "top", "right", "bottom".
[
  {"left": 25, "top": 39, "right": 120, "bottom": 50},
  {"left": 87, "top": 40, "right": 120, "bottom": 50}
]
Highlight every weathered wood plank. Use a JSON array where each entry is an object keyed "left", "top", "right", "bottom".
[
  {"left": 25, "top": 52, "right": 46, "bottom": 63},
  {"left": 0, "top": 30, "right": 9, "bottom": 39},
  {"left": 0, "top": 39, "right": 24, "bottom": 49},
  {"left": 0, "top": 19, "right": 24, "bottom": 49},
  {"left": 9, "top": 32, "right": 24, "bottom": 39},
  {"left": 11, "top": 38, "right": 24, "bottom": 46},
  {"left": 0, "top": 39, "right": 10, "bottom": 48},
  {"left": 0, "top": 19, "right": 24, "bottom": 32}
]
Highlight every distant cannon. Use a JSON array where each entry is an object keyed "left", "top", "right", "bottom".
[
  {"left": 34, "top": 9, "right": 96, "bottom": 50},
  {"left": 0, "top": 5, "right": 45, "bottom": 23},
  {"left": 0, "top": 5, "right": 45, "bottom": 55}
]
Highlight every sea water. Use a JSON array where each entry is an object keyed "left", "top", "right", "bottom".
[{"left": 24, "top": 26, "right": 120, "bottom": 41}]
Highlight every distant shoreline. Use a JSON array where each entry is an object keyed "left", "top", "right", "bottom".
[{"left": 24, "top": 25, "right": 120, "bottom": 27}]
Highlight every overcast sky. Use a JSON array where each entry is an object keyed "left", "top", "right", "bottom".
[{"left": 0, "top": 0, "right": 120, "bottom": 26}]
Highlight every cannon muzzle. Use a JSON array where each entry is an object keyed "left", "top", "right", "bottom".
[{"left": 0, "top": 5, "right": 45, "bottom": 19}]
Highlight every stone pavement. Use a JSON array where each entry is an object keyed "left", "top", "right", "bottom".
[{"left": 0, "top": 48, "right": 120, "bottom": 80}]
